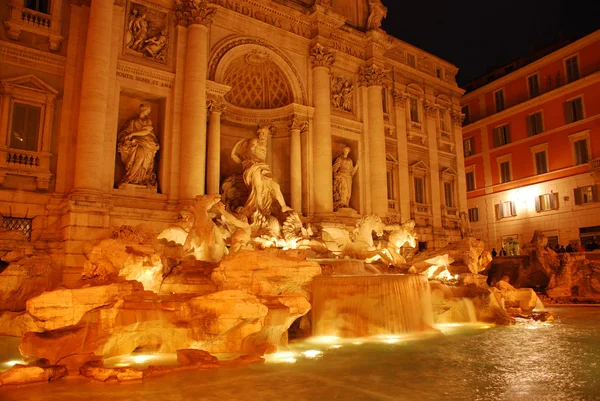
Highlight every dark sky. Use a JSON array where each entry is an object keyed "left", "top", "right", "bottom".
[{"left": 381, "top": 0, "right": 598, "bottom": 86}]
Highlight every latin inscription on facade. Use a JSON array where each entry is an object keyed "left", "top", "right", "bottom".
[{"left": 209, "top": 0, "right": 311, "bottom": 38}]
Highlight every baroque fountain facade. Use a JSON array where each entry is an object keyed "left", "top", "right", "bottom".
[{"left": 0, "top": 0, "right": 555, "bottom": 386}]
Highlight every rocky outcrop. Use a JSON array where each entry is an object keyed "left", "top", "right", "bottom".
[
  {"left": 0, "top": 232, "right": 61, "bottom": 312},
  {"left": 82, "top": 237, "right": 164, "bottom": 293},
  {"left": 409, "top": 237, "right": 491, "bottom": 276},
  {"left": 0, "top": 365, "right": 67, "bottom": 386},
  {"left": 211, "top": 249, "right": 321, "bottom": 350},
  {"left": 18, "top": 285, "right": 269, "bottom": 365}
]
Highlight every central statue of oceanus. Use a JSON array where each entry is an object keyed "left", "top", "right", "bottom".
[{"left": 230, "top": 126, "right": 291, "bottom": 220}]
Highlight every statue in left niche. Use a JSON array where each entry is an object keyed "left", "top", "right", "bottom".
[{"left": 117, "top": 104, "right": 160, "bottom": 188}]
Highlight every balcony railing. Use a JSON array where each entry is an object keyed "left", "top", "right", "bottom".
[
  {"left": 0, "top": 147, "right": 52, "bottom": 190},
  {"left": 590, "top": 158, "right": 600, "bottom": 171},
  {"left": 388, "top": 199, "right": 399, "bottom": 211}
]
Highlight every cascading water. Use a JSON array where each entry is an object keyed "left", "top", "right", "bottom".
[{"left": 311, "top": 274, "right": 434, "bottom": 338}]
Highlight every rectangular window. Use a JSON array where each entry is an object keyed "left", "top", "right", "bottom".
[
  {"left": 526, "top": 112, "right": 544, "bottom": 136},
  {"left": 466, "top": 171, "right": 475, "bottom": 191},
  {"left": 438, "top": 109, "right": 448, "bottom": 132},
  {"left": 10, "top": 102, "right": 41, "bottom": 151},
  {"left": 574, "top": 185, "right": 599, "bottom": 205},
  {"left": 409, "top": 97, "right": 420, "bottom": 123},
  {"left": 25, "top": 0, "right": 50, "bottom": 14},
  {"left": 497, "top": 201, "right": 516, "bottom": 219},
  {"left": 444, "top": 182, "right": 454, "bottom": 207},
  {"left": 574, "top": 139, "right": 589, "bottom": 165},
  {"left": 414, "top": 176, "right": 425, "bottom": 204},
  {"left": 500, "top": 161, "right": 511, "bottom": 183},
  {"left": 528, "top": 74, "right": 541, "bottom": 98},
  {"left": 564, "top": 98, "right": 584, "bottom": 124},
  {"left": 407, "top": 53, "right": 416, "bottom": 68},
  {"left": 535, "top": 151, "right": 548, "bottom": 174},
  {"left": 493, "top": 125, "right": 511, "bottom": 147},
  {"left": 461, "top": 105, "right": 470, "bottom": 125},
  {"left": 436, "top": 67, "right": 443, "bottom": 79},
  {"left": 463, "top": 137, "right": 475, "bottom": 157},
  {"left": 565, "top": 56, "right": 579, "bottom": 83},
  {"left": 535, "top": 193, "right": 559, "bottom": 212},
  {"left": 468, "top": 207, "right": 479, "bottom": 222},
  {"left": 494, "top": 90, "right": 505, "bottom": 112}
]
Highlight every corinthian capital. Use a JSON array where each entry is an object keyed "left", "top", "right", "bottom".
[
  {"left": 451, "top": 109, "right": 465, "bottom": 126},
  {"left": 207, "top": 98, "right": 226, "bottom": 114},
  {"left": 358, "top": 64, "right": 389, "bottom": 87},
  {"left": 289, "top": 117, "right": 308, "bottom": 133},
  {"left": 310, "top": 44, "right": 335, "bottom": 68},
  {"left": 175, "top": 0, "right": 217, "bottom": 27},
  {"left": 423, "top": 100, "right": 438, "bottom": 118},
  {"left": 391, "top": 89, "right": 409, "bottom": 107}
]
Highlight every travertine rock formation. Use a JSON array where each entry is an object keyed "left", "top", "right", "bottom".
[{"left": 410, "top": 237, "right": 491, "bottom": 276}]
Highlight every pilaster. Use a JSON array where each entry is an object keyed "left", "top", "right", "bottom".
[
  {"left": 423, "top": 99, "right": 443, "bottom": 230},
  {"left": 392, "top": 88, "right": 411, "bottom": 223}
]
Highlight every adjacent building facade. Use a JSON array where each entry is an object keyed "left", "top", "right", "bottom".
[{"left": 461, "top": 30, "right": 600, "bottom": 254}]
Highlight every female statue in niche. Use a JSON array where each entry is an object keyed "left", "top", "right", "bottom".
[
  {"left": 333, "top": 146, "right": 359, "bottom": 211},
  {"left": 117, "top": 104, "right": 160, "bottom": 188}
]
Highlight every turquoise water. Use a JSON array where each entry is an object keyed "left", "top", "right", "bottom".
[{"left": 1, "top": 307, "right": 599, "bottom": 401}]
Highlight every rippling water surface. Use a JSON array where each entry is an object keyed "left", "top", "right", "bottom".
[{"left": 1, "top": 307, "right": 599, "bottom": 401}]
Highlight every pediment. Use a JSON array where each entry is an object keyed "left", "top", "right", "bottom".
[
  {"left": 410, "top": 160, "right": 429, "bottom": 171},
  {"left": 1, "top": 75, "right": 59, "bottom": 95},
  {"left": 440, "top": 166, "right": 458, "bottom": 176}
]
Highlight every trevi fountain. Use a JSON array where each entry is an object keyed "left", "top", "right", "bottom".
[{"left": 0, "top": 0, "right": 599, "bottom": 400}]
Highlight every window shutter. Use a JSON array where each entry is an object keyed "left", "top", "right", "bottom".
[
  {"left": 509, "top": 201, "right": 516, "bottom": 216},
  {"left": 564, "top": 101, "right": 573, "bottom": 124},
  {"left": 496, "top": 203, "right": 503, "bottom": 219},
  {"left": 574, "top": 187, "right": 583, "bottom": 205},
  {"left": 526, "top": 115, "right": 533, "bottom": 136},
  {"left": 550, "top": 193, "right": 558, "bottom": 210},
  {"left": 575, "top": 99, "right": 583, "bottom": 121},
  {"left": 535, "top": 195, "right": 541, "bottom": 212},
  {"left": 593, "top": 185, "right": 599, "bottom": 202},
  {"left": 505, "top": 125, "right": 511, "bottom": 144},
  {"left": 493, "top": 129, "right": 499, "bottom": 147},
  {"left": 536, "top": 113, "right": 543, "bottom": 133}
]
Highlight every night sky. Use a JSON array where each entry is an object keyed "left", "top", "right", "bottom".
[{"left": 381, "top": 0, "right": 598, "bottom": 86}]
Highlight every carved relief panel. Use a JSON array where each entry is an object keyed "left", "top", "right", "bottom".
[
  {"left": 123, "top": 1, "right": 171, "bottom": 65},
  {"left": 330, "top": 74, "right": 354, "bottom": 114}
]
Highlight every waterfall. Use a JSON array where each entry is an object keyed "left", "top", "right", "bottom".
[{"left": 311, "top": 275, "right": 434, "bottom": 338}]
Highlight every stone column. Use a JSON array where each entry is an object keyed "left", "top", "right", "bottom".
[
  {"left": 72, "top": 0, "right": 114, "bottom": 195},
  {"left": 392, "top": 89, "right": 411, "bottom": 223},
  {"left": 424, "top": 100, "right": 443, "bottom": 229},
  {"left": 451, "top": 110, "right": 468, "bottom": 213},
  {"left": 175, "top": 0, "right": 216, "bottom": 200},
  {"left": 289, "top": 117, "right": 307, "bottom": 212},
  {"left": 359, "top": 65, "right": 389, "bottom": 217},
  {"left": 309, "top": 44, "right": 335, "bottom": 214},
  {"left": 206, "top": 99, "right": 225, "bottom": 195}
]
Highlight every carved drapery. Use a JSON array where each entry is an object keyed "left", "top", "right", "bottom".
[
  {"left": 358, "top": 65, "right": 389, "bottom": 87},
  {"left": 392, "top": 89, "right": 408, "bottom": 108},
  {"left": 175, "top": 0, "right": 216, "bottom": 27},
  {"left": 309, "top": 44, "right": 335, "bottom": 68}
]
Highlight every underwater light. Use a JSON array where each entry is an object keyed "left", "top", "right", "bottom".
[
  {"left": 329, "top": 344, "right": 343, "bottom": 349},
  {"left": 130, "top": 354, "right": 155, "bottom": 364},
  {"left": 309, "top": 336, "right": 340, "bottom": 344},
  {"left": 302, "top": 350, "right": 323, "bottom": 358},
  {"left": 3, "top": 360, "right": 24, "bottom": 367}
]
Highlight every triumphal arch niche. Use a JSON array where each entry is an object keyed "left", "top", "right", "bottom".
[{"left": 209, "top": 38, "right": 311, "bottom": 218}]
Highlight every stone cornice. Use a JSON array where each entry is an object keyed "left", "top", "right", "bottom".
[
  {"left": 462, "top": 30, "right": 600, "bottom": 101},
  {"left": 0, "top": 41, "right": 66, "bottom": 76},
  {"left": 116, "top": 60, "right": 175, "bottom": 88},
  {"left": 222, "top": 102, "right": 314, "bottom": 125},
  {"left": 331, "top": 114, "right": 363, "bottom": 136},
  {"left": 175, "top": 0, "right": 217, "bottom": 27},
  {"left": 462, "top": 71, "right": 600, "bottom": 132},
  {"left": 358, "top": 64, "right": 389, "bottom": 87},
  {"left": 310, "top": 43, "right": 335, "bottom": 68},
  {"left": 206, "top": 80, "right": 231, "bottom": 97}
]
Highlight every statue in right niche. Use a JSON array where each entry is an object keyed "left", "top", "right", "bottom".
[
  {"left": 333, "top": 146, "right": 359, "bottom": 211},
  {"left": 117, "top": 104, "right": 160, "bottom": 188}
]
